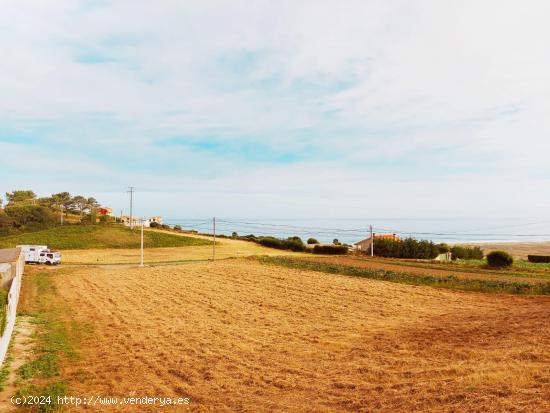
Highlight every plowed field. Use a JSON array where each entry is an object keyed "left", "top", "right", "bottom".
[{"left": 32, "top": 260, "right": 550, "bottom": 412}]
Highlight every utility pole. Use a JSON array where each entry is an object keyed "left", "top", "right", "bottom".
[
  {"left": 370, "top": 225, "right": 374, "bottom": 257},
  {"left": 127, "top": 187, "right": 135, "bottom": 230},
  {"left": 212, "top": 217, "right": 216, "bottom": 261},
  {"left": 140, "top": 218, "right": 144, "bottom": 267}
]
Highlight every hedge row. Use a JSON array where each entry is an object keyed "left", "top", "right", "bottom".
[
  {"left": 450, "top": 245, "right": 484, "bottom": 260},
  {"left": 528, "top": 255, "right": 550, "bottom": 263},
  {"left": 312, "top": 245, "right": 348, "bottom": 255},
  {"left": 256, "top": 236, "right": 307, "bottom": 252},
  {"left": 373, "top": 238, "right": 440, "bottom": 259}
]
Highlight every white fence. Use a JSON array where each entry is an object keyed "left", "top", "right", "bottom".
[{"left": 0, "top": 270, "right": 22, "bottom": 366}]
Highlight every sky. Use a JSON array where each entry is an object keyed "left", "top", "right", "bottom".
[{"left": 1, "top": 0, "right": 550, "bottom": 220}]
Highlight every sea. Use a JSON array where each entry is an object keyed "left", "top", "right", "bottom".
[{"left": 164, "top": 217, "right": 550, "bottom": 245}]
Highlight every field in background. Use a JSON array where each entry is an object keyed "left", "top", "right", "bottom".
[
  {"left": 62, "top": 240, "right": 302, "bottom": 264},
  {"left": 22, "top": 260, "right": 550, "bottom": 412},
  {"left": 0, "top": 225, "right": 210, "bottom": 250},
  {"left": 463, "top": 241, "right": 550, "bottom": 259}
]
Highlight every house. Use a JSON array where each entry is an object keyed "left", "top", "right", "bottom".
[
  {"left": 120, "top": 216, "right": 142, "bottom": 227},
  {"left": 97, "top": 207, "right": 113, "bottom": 216},
  {"left": 434, "top": 252, "right": 452, "bottom": 262},
  {"left": 120, "top": 216, "right": 163, "bottom": 228},
  {"left": 353, "top": 233, "right": 399, "bottom": 252},
  {"left": 148, "top": 216, "right": 163, "bottom": 226},
  {"left": 0, "top": 248, "right": 25, "bottom": 288}
]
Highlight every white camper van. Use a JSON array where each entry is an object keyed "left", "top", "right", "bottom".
[{"left": 17, "top": 245, "right": 61, "bottom": 265}]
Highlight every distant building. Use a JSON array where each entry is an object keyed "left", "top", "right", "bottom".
[
  {"left": 148, "top": 216, "right": 163, "bottom": 226},
  {"left": 120, "top": 216, "right": 163, "bottom": 228},
  {"left": 353, "top": 233, "right": 399, "bottom": 252},
  {"left": 434, "top": 252, "right": 452, "bottom": 262},
  {"left": 97, "top": 207, "right": 113, "bottom": 216}
]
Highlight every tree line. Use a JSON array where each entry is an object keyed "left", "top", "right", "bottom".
[{"left": 0, "top": 190, "right": 102, "bottom": 234}]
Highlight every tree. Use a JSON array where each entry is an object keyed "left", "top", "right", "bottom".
[
  {"left": 333, "top": 238, "right": 340, "bottom": 245},
  {"left": 307, "top": 238, "right": 320, "bottom": 244},
  {"left": 51, "top": 192, "right": 71, "bottom": 208},
  {"left": 72, "top": 195, "right": 88, "bottom": 218},
  {"left": 37, "top": 196, "right": 55, "bottom": 207},
  {"left": 86, "top": 197, "right": 99, "bottom": 211},
  {"left": 4, "top": 204, "right": 56, "bottom": 228},
  {"left": 5, "top": 190, "right": 36, "bottom": 205},
  {"left": 50, "top": 192, "right": 72, "bottom": 220}
]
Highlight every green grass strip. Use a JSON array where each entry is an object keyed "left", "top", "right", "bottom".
[
  {"left": 255, "top": 256, "right": 550, "bottom": 295},
  {"left": 0, "top": 224, "right": 211, "bottom": 249},
  {"left": 14, "top": 271, "right": 89, "bottom": 412}
]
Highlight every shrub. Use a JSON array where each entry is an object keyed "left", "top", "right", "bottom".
[
  {"left": 373, "top": 237, "right": 439, "bottom": 259},
  {"left": 232, "top": 231, "right": 238, "bottom": 238},
  {"left": 437, "top": 243, "right": 450, "bottom": 253},
  {"left": 161, "top": 224, "right": 170, "bottom": 230},
  {"left": 257, "top": 236, "right": 306, "bottom": 252},
  {"left": 333, "top": 239, "right": 340, "bottom": 245},
  {"left": 149, "top": 221, "right": 160, "bottom": 228},
  {"left": 313, "top": 245, "right": 348, "bottom": 255},
  {"left": 0, "top": 211, "right": 13, "bottom": 230},
  {"left": 4, "top": 205, "right": 57, "bottom": 228},
  {"left": 307, "top": 238, "right": 320, "bottom": 245},
  {"left": 487, "top": 250, "right": 513, "bottom": 268},
  {"left": 450, "top": 246, "right": 484, "bottom": 260},
  {"left": 174, "top": 225, "right": 182, "bottom": 231},
  {"left": 528, "top": 255, "right": 550, "bottom": 263}
]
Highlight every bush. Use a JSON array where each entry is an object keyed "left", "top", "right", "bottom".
[
  {"left": 149, "top": 222, "right": 160, "bottom": 228},
  {"left": 257, "top": 236, "right": 306, "bottom": 252},
  {"left": 232, "top": 232, "right": 238, "bottom": 238},
  {"left": 528, "top": 255, "right": 550, "bottom": 263},
  {"left": 373, "top": 237, "right": 439, "bottom": 259},
  {"left": 174, "top": 225, "right": 182, "bottom": 231},
  {"left": 450, "top": 246, "right": 484, "bottom": 260},
  {"left": 487, "top": 250, "right": 513, "bottom": 268},
  {"left": 307, "top": 238, "right": 320, "bottom": 245},
  {"left": 312, "top": 245, "right": 348, "bottom": 255},
  {"left": 333, "top": 239, "right": 340, "bottom": 245},
  {"left": 4, "top": 205, "right": 57, "bottom": 228},
  {"left": 437, "top": 243, "right": 450, "bottom": 253}
]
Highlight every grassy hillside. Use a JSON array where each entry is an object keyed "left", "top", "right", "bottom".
[{"left": 0, "top": 224, "right": 211, "bottom": 250}]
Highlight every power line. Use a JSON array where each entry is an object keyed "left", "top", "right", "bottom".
[{"left": 165, "top": 217, "right": 550, "bottom": 240}]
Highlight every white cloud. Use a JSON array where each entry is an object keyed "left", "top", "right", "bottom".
[{"left": 1, "top": 0, "right": 549, "bottom": 218}]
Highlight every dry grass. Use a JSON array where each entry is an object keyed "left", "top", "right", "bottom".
[
  {"left": 41, "top": 260, "right": 550, "bottom": 412},
  {"left": 462, "top": 241, "right": 550, "bottom": 259},
  {"left": 61, "top": 236, "right": 302, "bottom": 264}
]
